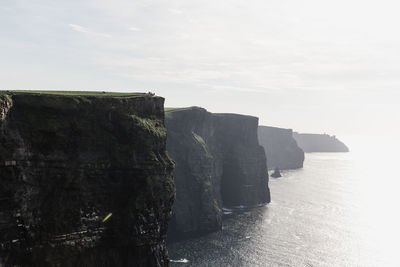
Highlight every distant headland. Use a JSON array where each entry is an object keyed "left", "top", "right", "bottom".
[{"left": 293, "top": 132, "right": 349, "bottom": 153}]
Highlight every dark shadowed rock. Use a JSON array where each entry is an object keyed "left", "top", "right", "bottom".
[
  {"left": 258, "top": 126, "right": 304, "bottom": 170},
  {"left": 0, "top": 92, "right": 175, "bottom": 267},
  {"left": 271, "top": 167, "right": 282, "bottom": 178},
  {"left": 293, "top": 132, "right": 349, "bottom": 152},
  {"left": 165, "top": 107, "right": 222, "bottom": 240},
  {"left": 166, "top": 107, "right": 270, "bottom": 240},
  {"left": 213, "top": 113, "right": 270, "bottom": 208}
]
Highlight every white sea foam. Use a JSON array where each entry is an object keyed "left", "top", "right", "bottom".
[{"left": 170, "top": 258, "right": 189, "bottom": 263}]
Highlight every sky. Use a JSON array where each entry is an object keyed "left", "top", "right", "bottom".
[{"left": 1, "top": 0, "right": 399, "bottom": 136}]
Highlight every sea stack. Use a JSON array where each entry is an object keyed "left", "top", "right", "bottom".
[{"left": 271, "top": 167, "right": 282, "bottom": 178}]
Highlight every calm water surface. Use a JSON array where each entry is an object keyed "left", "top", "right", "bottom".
[{"left": 168, "top": 137, "right": 400, "bottom": 266}]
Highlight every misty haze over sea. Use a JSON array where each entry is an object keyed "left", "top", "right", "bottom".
[
  {"left": 2, "top": 1, "right": 400, "bottom": 266},
  {"left": 169, "top": 136, "right": 400, "bottom": 266}
]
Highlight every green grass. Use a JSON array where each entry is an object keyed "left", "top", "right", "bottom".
[
  {"left": 164, "top": 107, "right": 181, "bottom": 111},
  {"left": 130, "top": 114, "right": 166, "bottom": 140},
  {"left": 0, "top": 90, "right": 149, "bottom": 97}
]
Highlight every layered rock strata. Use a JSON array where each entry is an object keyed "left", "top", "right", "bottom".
[{"left": 0, "top": 92, "right": 174, "bottom": 267}]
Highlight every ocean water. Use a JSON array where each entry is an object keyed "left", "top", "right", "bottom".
[{"left": 168, "top": 136, "right": 400, "bottom": 266}]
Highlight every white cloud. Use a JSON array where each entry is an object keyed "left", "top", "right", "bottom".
[
  {"left": 169, "top": 9, "right": 184, "bottom": 15},
  {"left": 68, "top": 24, "right": 88, "bottom": 33},
  {"left": 128, "top": 26, "right": 141, "bottom": 31},
  {"left": 2, "top": 0, "right": 400, "bottom": 135},
  {"left": 68, "top": 24, "right": 111, "bottom": 38}
]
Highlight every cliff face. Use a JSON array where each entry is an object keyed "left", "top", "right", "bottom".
[
  {"left": 166, "top": 107, "right": 270, "bottom": 240},
  {"left": 258, "top": 126, "right": 304, "bottom": 170},
  {"left": 293, "top": 132, "right": 349, "bottom": 152},
  {"left": 0, "top": 92, "right": 175, "bottom": 267},
  {"left": 213, "top": 114, "right": 270, "bottom": 207},
  {"left": 165, "top": 108, "right": 222, "bottom": 239}
]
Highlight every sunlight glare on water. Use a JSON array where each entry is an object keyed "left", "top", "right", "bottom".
[
  {"left": 169, "top": 135, "right": 400, "bottom": 267},
  {"left": 342, "top": 136, "right": 400, "bottom": 266}
]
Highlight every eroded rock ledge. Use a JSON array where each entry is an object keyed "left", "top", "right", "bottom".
[
  {"left": 0, "top": 92, "right": 174, "bottom": 267},
  {"left": 165, "top": 107, "right": 270, "bottom": 240}
]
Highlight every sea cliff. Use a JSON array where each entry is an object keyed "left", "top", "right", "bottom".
[
  {"left": 166, "top": 107, "right": 270, "bottom": 240},
  {"left": 258, "top": 126, "right": 304, "bottom": 170},
  {"left": 293, "top": 132, "right": 349, "bottom": 152},
  {"left": 0, "top": 92, "right": 175, "bottom": 267}
]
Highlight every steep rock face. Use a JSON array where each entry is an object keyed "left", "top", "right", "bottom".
[
  {"left": 165, "top": 108, "right": 222, "bottom": 239},
  {"left": 258, "top": 126, "right": 304, "bottom": 170},
  {"left": 0, "top": 92, "right": 175, "bottom": 267},
  {"left": 213, "top": 114, "right": 270, "bottom": 207},
  {"left": 166, "top": 107, "right": 270, "bottom": 240},
  {"left": 293, "top": 132, "right": 349, "bottom": 152}
]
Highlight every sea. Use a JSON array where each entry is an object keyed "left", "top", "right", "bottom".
[{"left": 168, "top": 136, "right": 400, "bottom": 267}]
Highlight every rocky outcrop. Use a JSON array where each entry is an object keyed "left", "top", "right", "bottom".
[
  {"left": 271, "top": 167, "right": 282, "bottom": 178},
  {"left": 293, "top": 132, "right": 349, "bottom": 152},
  {"left": 258, "top": 126, "right": 304, "bottom": 170},
  {"left": 0, "top": 92, "right": 175, "bottom": 267},
  {"left": 166, "top": 107, "right": 270, "bottom": 240}
]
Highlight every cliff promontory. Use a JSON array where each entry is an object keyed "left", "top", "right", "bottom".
[
  {"left": 258, "top": 126, "right": 304, "bottom": 170},
  {"left": 293, "top": 132, "right": 349, "bottom": 152},
  {"left": 0, "top": 91, "right": 175, "bottom": 267},
  {"left": 165, "top": 107, "right": 270, "bottom": 240}
]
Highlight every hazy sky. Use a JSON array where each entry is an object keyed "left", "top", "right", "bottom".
[{"left": 1, "top": 0, "right": 399, "bottom": 136}]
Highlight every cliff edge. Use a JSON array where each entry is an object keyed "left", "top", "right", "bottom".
[
  {"left": 0, "top": 91, "right": 175, "bottom": 267},
  {"left": 258, "top": 126, "right": 304, "bottom": 170},
  {"left": 166, "top": 107, "right": 270, "bottom": 240},
  {"left": 293, "top": 132, "right": 349, "bottom": 152}
]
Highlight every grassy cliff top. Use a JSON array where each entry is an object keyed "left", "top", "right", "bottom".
[
  {"left": 259, "top": 125, "right": 293, "bottom": 131},
  {"left": 165, "top": 106, "right": 205, "bottom": 112},
  {"left": 165, "top": 107, "right": 258, "bottom": 121},
  {"left": 0, "top": 90, "right": 153, "bottom": 97}
]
